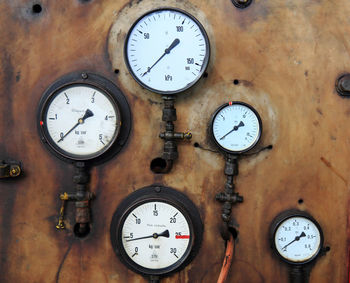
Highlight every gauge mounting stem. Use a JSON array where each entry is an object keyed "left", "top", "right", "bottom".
[
  {"left": 55, "top": 161, "right": 94, "bottom": 237},
  {"left": 215, "top": 154, "right": 243, "bottom": 236},
  {"left": 289, "top": 265, "right": 311, "bottom": 283},
  {"left": 151, "top": 95, "right": 192, "bottom": 173},
  {"left": 149, "top": 275, "right": 161, "bottom": 283}
]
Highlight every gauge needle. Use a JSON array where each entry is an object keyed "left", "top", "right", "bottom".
[
  {"left": 281, "top": 232, "right": 306, "bottom": 251},
  {"left": 219, "top": 121, "right": 245, "bottom": 140},
  {"left": 125, "top": 229, "right": 170, "bottom": 242},
  {"left": 142, "top": 38, "right": 180, "bottom": 77},
  {"left": 57, "top": 109, "right": 94, "bottom": 143}
]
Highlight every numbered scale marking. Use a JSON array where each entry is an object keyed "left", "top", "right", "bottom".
[
  {"left": 270, "top": 210, "right": 324, "bottom": 264},
  {"left": 124, "top": 8, "right": 210, "bottom": 94},
  {"left": 38, "top": 72, "right": 131, "bottom": 163},
  {"left": 210, "top": 102, "right": 262, "bottom": 154},
  {"left": 44, "top": 86, "right": 119, "bottom": 157},
  {"left": 110, "top": 186, "right": 203, "bottom": 277},
  {"left": 122, "top": 201, "right": 191, "bottom": 269}
]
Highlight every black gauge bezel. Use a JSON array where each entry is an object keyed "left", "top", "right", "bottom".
[
  {"left": 37, "top": 71, "right": 131, "bottom": 165},
  {"left": 110, "top": 185, "right": 203, "bottom": 277},
  {"left": 124, "top": 7, "right": 210, "bottom": 95},
  {"left": 209, "top": 101, "right": 262, "bottom": 154},
  {"left": 269, "top": 210, "right": 324, "bottom": 265}
]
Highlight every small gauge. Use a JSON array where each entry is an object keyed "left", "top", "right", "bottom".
[
  {"left": 270, "top": 210, "right": 324, "bottom": 265},
  {"left": 124, "top": 8, "right": 210, "bottom": 95},
  {"left": 38, "top": 72, "right": 131, "bottom": 163},
  {"left": 110, "top": 185, "right": 203, "bottom": 277},
  {"left": 210, "top": 102, "right": 262, "bottom": 154}
]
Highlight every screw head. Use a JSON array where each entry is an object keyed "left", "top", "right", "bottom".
[{"left": 81, "top": 73, "right": 88, "bottom": 79}]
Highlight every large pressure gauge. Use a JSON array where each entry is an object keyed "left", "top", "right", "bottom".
[
  {"left": 124, "top": 8, "right": 210, "bottom": 95},
  {"left": 270, "top": 210, "right": 324, "bottom": 265},
  {"left": 38, "top": 72, "right": 131, "bottom": 164},
  {"left": 210, "top": 101, "right": 262, "bottom": 154},
  {"left": 110, "top": 185, "right": 203, "bottom": 277}
]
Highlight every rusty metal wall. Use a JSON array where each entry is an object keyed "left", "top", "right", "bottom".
[{"left": 0, "top": 0, "right": 349, "bottom": 282}]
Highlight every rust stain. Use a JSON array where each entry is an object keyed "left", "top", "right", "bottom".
[
  {"left": 147, "top": 98, "right": 162, "bottom": 106},
  {"left": 1, "top": 0, "right": 350, "bottom": 282},
  {"left": 232, "top": 259, "right": 265, "bottom": 283},
  {"left": 55, "top": 240, "right": 73, "bottom": 283},
  {"left": 320, "top": 157, "right": 348, "bottom": 186},
  {"left": 316, "top": 107, "right": 323, "bottom": 116},
  {"left": 345, "top": 108, "right": 350, "bottom": 117},
  {"left": 238, "top": 79, "right": 254, "bottom": 87}
]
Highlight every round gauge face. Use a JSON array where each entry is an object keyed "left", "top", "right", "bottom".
[
  {"left": 110, "top": 186, "right": 203, "bottom": 277},
  {"left": 211, "top": 102, "right": 262, "bottom": 153},
  {"left": 124, "top": 8, "right": 210, "bottom": 95},
  {"left": 121, "top": 201, "right": 191, "bottom": 270},
  {"left": 274, "top": 216, "right": 322, "bottom": 264},
  {"left": 40, "top": 84, "right": 121, "bottom": 160}
]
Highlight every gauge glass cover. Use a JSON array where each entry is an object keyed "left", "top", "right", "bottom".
[
  {"left": 274, "top": 216, "right": 322, "bottom": 263},
  {"left": 110, "top": 186, "right": 203, "bottom": 277},
  {"left": 125, "top": 8, "right": 210, "bottom": 94},
  {"left": 121, "top": 201, "right": 191, "bottom": 269},
  {"left": 211, "top": 102, "right": 262, "bottom": 153},
  {"left": 42, "top": 85, "right": 120, "bottom": 160}
]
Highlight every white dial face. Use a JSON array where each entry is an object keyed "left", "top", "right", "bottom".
[
  {"left": 274, "top": 217, "right": 321, "bottom": 263},
  {"left": 121, "top": 201, "right": 191, "bottom": 270},
  {"left": 212, "top": 103, "right": 261, "bottom": 153},
  {"left": 125, "top": 8, "right": 210, "bottom": 94},
  {"left": 43, "top": 85, "right": 120, "bottom": 159}
]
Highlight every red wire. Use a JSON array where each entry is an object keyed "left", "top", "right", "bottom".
[{"left": 217, "top": 234, "right": 235, "bottom": 283}]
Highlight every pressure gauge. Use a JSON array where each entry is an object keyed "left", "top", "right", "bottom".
[
  {"left": 124, "top": 8, "right": 210, "bottom": 95},
  {"left": 270, "top": 210, "right": 324, "bottom": 265},
  {"left": 38, "top": 72, "right": 131, "bottom": 164},
  {"left": 110, "top": 185, "right": 203, "bottom": 277},
  {"left": 210, "top": 102, "right": 262, "bottom": 154}
]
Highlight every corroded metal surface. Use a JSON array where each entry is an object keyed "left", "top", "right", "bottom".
[{"left": 0, "top": 0, "right": 349, "bottom": 282}]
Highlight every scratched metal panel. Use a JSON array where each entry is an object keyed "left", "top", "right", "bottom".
[{"left": 0, "top": 0, "right": 349, "bottom": 282}]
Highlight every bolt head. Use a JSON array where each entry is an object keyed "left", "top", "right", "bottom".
[
  {"left": 81, "top": 73, "right": 88, "bottom": 79},
  {"left": 339, "top": 75, "right": 350, "bottom": 92},
  {"left": 10, "top": 166, "right": 20, "bottom": 177}
]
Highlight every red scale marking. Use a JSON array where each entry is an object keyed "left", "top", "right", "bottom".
[{"left": 175, "top": 235, "right": 190, "bottom": 239}]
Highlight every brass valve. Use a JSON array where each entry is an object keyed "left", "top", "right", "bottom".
[
  {"left": 55, "top": 191, "right": 94, "bottom": 230},
  {"left": 56, "top": 195, "right": 67, "bottom": 229}
]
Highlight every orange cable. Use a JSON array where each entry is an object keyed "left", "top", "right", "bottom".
[{"left": 217, "top": 234, "right": 235, "bottom": 283}]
